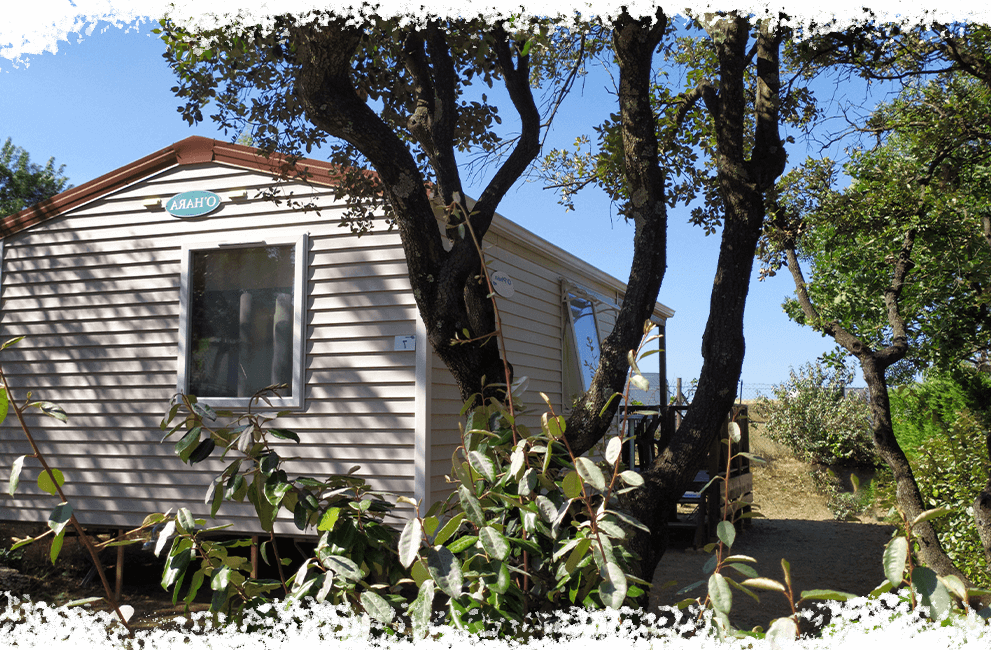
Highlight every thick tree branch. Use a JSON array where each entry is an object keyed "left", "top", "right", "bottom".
[{"left": 563, "top": 8, "right": 669, "bottom": 458}]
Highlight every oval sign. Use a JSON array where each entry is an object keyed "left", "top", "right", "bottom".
[
  {"left": 165, "top": 190, "right": 223, "bottom": 218},
  {"left": 490, "top": 270, "right": 515, "bottom": 298}
]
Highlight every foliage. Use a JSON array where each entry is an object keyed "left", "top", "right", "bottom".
[
  {"left": 540, "top": 14, "right": 821, "bottom": 233},
  {"left": 1, "top": 336, "right": 137, "bottom": 634},
  {"left": 890, "top": 366, "right": 991, "bottom": 586},
  {"left": 755, "top": 362, "right": 877, "bottom": 466},
  {"left": 890, "top": 365, "right": 991, "bottom": 460},
  {"left": 677, "top": 440, "right": 991, "bottom": 641},
  {"left": 768, "top": 73, "right": 991, "bottom": 373},
  {"left": 156, "top": 12, "right": 585, "bottom": 234},
  {"left": 0, "top": 138, "right": 70, "bottom": 216},
  {"left": 155, "top": 345, "right": 656, "bottom": 636},
  {"left": 914, "top": 410, "right": 991, "bottom": 586},
  {"left": 810, "top": 465, "right": 890, "bottom": 521}
]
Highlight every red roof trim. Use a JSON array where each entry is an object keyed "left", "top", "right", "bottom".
[{"left": 0, "top": 136, "right": 343, "bottom": 239}]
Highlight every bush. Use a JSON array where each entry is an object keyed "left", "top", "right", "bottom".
[
  {"left": 890, "top": 365, "right": 991, "bottom": 460},
  {"left": 755, "top": 362, "right": 877, "bottom": 466},
  {"left": 891, "top": 365, "right": 991, "bottom": 586}
]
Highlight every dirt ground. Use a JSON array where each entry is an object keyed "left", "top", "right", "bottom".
[
  {"left": 648, "top": 425, "right": 898, "bottom": 631},
  {"left": 1, "top": 425, "right": 897, "bottom": 631}
]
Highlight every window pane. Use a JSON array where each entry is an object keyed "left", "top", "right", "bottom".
[
  {"left": 189, "top": 245, "right": 295, "bottom": 399},
  {"left": 569, "top": 296, "right": 600, "bottom": 391}
]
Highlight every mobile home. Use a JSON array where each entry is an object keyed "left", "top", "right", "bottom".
[{"left": 0, "top": 136, "right": 673, "bottom": 535}]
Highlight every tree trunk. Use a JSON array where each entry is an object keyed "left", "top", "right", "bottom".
[
  {"left": 972, "top": 432, "right": 991, "bottom": 575},
  {"left": 859, "top": 357, "right": 972, "bottom": 583},
  {"left": 622, "top": 15, "right": 788, "bottom": 588}
]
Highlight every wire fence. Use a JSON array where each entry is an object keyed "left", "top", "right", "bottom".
[{"left": 660, "top": 378, "right": 871, "bottom": 404}]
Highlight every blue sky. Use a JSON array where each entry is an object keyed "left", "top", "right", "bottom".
[{"left": 1, "top": 11, "right": 864, "bottom": 395}]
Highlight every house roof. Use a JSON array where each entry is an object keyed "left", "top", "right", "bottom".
[{"left": 0, "top": 136, "right": 674, "bottom": 320}]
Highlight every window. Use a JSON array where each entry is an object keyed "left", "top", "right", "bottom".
[
  {"left": 563, "top": 283, "right": 603, "bottom": 394},
  {"left": 177, "top": 234, "right": 308, "bottom": 409},
  {"left": 568, "top": 295, "right": 601, "bottom": 392}
]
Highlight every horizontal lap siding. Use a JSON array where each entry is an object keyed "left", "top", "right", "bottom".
[
  {"left": 0, "top": 162, "right": 417, "bottom": 536},
  {"left": 482, "top": 233, "right": 565, "bottom": 419},
  {"left": 428, "top": 229, "right": 570, "bottom": 509}
]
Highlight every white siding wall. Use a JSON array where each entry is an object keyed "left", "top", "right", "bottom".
[
  {"left": 0, "top": 163, "right": 418, "bottom": 535},
  {"left": 427, "top": 225, "right": 629, "bottom": 509}
]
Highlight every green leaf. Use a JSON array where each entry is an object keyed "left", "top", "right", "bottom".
[
  {"left": 37, "top": 468, "right": 65, "bottom": 496},
  {"left": 725, "top": 562, "right": 758, "bottom": 579},
  {"left": 562, "top": 470, "right": 583, "bottom": 499},
  {"left": 575, "top": 457, "right": 606, "bottom": 491},
  {"left": 446, "top": 535, "right": 478, "bottom": 554},
  {"left": 64, "top": 597, "right": 104, "bottom": 607},
  {"left": 630, "top": 374, "right": 650, "bottom": 392},
  {"left": 269, "top": 428, "right": 301, "bottom": 443},
  {"left": 598, "top": 562, "right": 627, "bottom": 609},
  {"left": 740, "top": 577, "right": 787, "bottom": 593},
  {"left": 433, "top": 512, "right": 464, "bottom": 546},
  {"left": 597, "top": 519, "right": 627, "bottom": 540},
  {"left": 411, "top": 558, "right": 431, "bottom": 587},
  {"left": 187, "top": 438, "right": 216, "bottom": 464},
  {"left": 426, "top": 545, "right": 463, "bottom": 598},
  {"left": 468, "top": 451, "right": 497, "bottom": 484},
  {"left": 360, "top": 590, "right": 395, "bottom": 625},
  {"left": 799, "top": 589, "right": 859, "bottom": 602},
  {"left": 399, "top": 517, "right": 422, "bottom": 568},
  {"left": 7, "top": 455, "right": 26, "bottom": 496},
  {"left": 318, "top": 554, "right": 362, "bottom": 581},
  {"left": 177, "top": 507, "right": 195, "bottom": 532},
  {"left": 619, "top": 470, "right": 643, "bottom": 487},
  {"left": 29, "top": 401, "right": 67, "bottom": 423},
  {"left": 766, "top": 617, "right": 798, "bottom": 645},
  {"left": 49, "top": 530, "right": 65, "bottom": 564},
  {"left": 716, "top": 520, "right": 736, "bottom": 549},
  {"left": 479, "top": 526, "right": 510, "bottom": 561},
  {"left": 542, "top": 413, "right": 566, "bottom": 438},
  {"left": 565, "top": 538, "right": 592, "bottom": 575},
  {"left": 911, "top": 506, "right": 955, "bottom": 527},
  {"left": 408, "top": 579, "right": 435, "bottom": 639},
  {"left": 318, "top": 507, "right": 342, "bottom": 532},
  {"left": 458, "top": 485, "right": 486, "bottom": 527},
  {"left": 1, "top": 336, "right": 24, "bottom": 350},
  {"left": 605, "top": 436, "right": 623, "bottom": 466},
  {"left": 518, "top": 469, "right": 537, "bottom": 497},
  {"left": 47, "top": 501, "right": 72, "bottom": 535},
  {"left": 263, "top": 476, "right": 292, "bottom": 506},
  {"left": 939, "top": 574, "right": 968, "bottom": 603},
  {"left": 174, "top": 427, "right": 201, "bottom": 460},
  {"left": 191, "top": 402, "right": 217, "bottom": 422},
  {"left": 211, "top": 565, "right": 231, "bottom": 591},
  {"left": 312, "top": 574, "right": 332, "bottom": 603},
  {"left": 708, "top": 573, "right": 732, "bottom": 614},
  {"left": 883, "top": 536, "right": 908, "bottom": 588},
  {"left": 0, "top": 387, "right": 8, "bottom": 427},
  {"left": 913, "top": 566, "right": 951, "bottom": 620},
  {"left": 162, "top": 545, "right": 193, "bottom": 589}
]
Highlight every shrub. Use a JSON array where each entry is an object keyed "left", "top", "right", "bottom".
[
  {"left": 755, "top": 362, "right": 877, "bottom": 466},
  {"left": 890, "top": 365, "right": 991, "bottom": 460},
  {"left": 891, "top": 365, "right": 991, "bottom": 586}
]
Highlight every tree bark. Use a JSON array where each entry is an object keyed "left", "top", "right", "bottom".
[
  {"left": 564, "top": 8, "right": 670, "bottom": 457},
  {"left": 973, "top": 433, "right": 991, "bottom": 572},
  {"left": 289, "top": 19, "right": 543, "bottom": 404},
  {"left": 781, "top": 227, "right": 973, "bottom": 584},
  {"left": 623, "top": 14, "right": 790, "bottom": 586}
]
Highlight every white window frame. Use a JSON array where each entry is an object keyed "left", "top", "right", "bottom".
[{"left": 176, "top": 232, "right": 308, "bottom": 410}]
